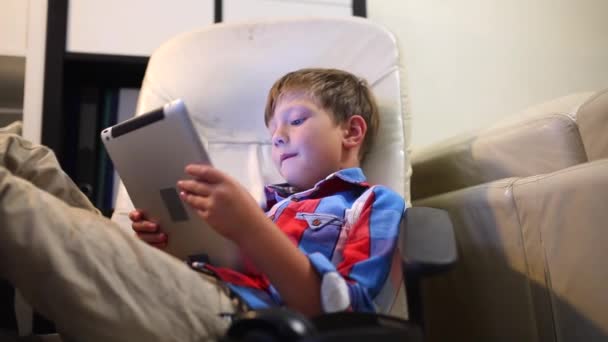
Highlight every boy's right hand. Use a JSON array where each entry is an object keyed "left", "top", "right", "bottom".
[{"left": 129, "top": 209, "right": 168, "bottom": 250}]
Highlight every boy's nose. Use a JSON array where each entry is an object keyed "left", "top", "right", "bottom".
[
  {"left": 273, "top": 135, "right": 287, "bottom": 147},
  {"left": 272, "top": 129, "right": 288, "bottom": 147}
]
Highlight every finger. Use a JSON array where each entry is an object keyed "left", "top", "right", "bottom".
[
  {"left": 137, "top": 232, "right": 168, "bottom": 244},
  {"left": 195, "top": 209, "right": 210, "bottom": 221},
  {"left": 128, "top": 209, "right": 144, "bottom": 221},
  {"left": 177, "top": 180, "right": 212, "bottom": 197},
  {"left": 179, "top": 191, "right": 211, "bottom": 212},
  {"left": 132, "top": 220, "right": 160, "bottom": 233},
  {"left": 185, "top": 164, "right": 224, "bottom": 184}
]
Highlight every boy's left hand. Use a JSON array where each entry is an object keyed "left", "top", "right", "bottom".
[{"left": 177, "top": 164, "right": 266, "bottom": 242}]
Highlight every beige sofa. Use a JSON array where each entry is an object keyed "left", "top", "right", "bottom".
[{"left": 411, "top": 89, "right": 608, "bottom": 341}]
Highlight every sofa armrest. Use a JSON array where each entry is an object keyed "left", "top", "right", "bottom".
[{"left": 412, "top": 158, "right": 608, "bottom": 341}]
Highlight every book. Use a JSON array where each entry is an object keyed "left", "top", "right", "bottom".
[
  {"left": 90, "top": 87, "right": 141, "bottom": 216},
  {"left": 75, "top": 87, "right": 100, "bottom": 200},
  {"left": 95, "top": 88, "right": 119, "bottom": 216}
]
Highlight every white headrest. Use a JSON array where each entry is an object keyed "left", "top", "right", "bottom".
[{"left": 134, "top": 17, "right": 411, "bottom": 203}]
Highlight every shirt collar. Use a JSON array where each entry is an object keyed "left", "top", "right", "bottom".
[{"left": 265, "top": 167, "right": 368, "bottom": 202}]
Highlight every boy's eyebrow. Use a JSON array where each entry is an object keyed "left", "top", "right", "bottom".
[
  {"left": 277, "top": 105, "right": 313, "bottom": 117},
  {"left": 268, "top": 103, "right": 314, "bottom": 127}
]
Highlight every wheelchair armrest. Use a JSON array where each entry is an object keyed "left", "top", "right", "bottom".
[
  {"left": 225, "top": 309, "right": 422, "bottom": 342},
  {"left": 310, "top": 312, "right": 422, "bottom": 341},
  {"left": 399, "top": 206, "right": 457, "bottom": 328},
  {"left": 400, "top": 207, "right": 457, "bottom": 276},
  {"left": 224, "top": 308, "right": 315, "bottom": 341}
]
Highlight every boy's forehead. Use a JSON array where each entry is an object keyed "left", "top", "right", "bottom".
[
  {"left": 270, "top": 93, "right": 316, "bottom": 118},
  {"left": 277, "top": 90, "right": 315, "bottom": 106}
]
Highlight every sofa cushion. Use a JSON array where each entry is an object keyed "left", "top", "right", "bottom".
[
  {"left": 513, "top": 159, "right": 608, "bottom": 341},
  {"left": 411, "top": 91, "right": 601, "bottom": 200},
  {"left": 415, "top": 178, "right": 541, "bottom": 341}
]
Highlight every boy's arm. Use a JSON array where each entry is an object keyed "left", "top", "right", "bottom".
[
  {"left": 232, "top": 212, "right": 323, "bottom": 316},
  {"left": 305, "top": 186, "right": 405, "bottom": 313},
  {"left": 338, "top": 186, "right": 405, "bottom": 310},
  {"left": 177, "top": 164, "right": 322, "bottom": 316},
  {"left": 178, "top": 165, "right": 404, "bottom": 315}
]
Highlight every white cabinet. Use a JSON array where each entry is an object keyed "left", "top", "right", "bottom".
[
  {"left": 0, "top": 0, "right": 29, "bottom": 129},
  {"left": 67, "top": 0, "right": 215, "bottom": 56},
  {"left": 0, "top": 0, "right": 47, "bottom": 142},
  {"left": 0, "top": 0, "right": 28, "bottom": 57},
  {"left": 223, "top": 0, "right": 352, "bottom": 22}
]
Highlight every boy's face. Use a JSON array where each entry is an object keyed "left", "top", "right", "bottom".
[{"left": 268, "top": 93, "right": 346, "bottom": 190}]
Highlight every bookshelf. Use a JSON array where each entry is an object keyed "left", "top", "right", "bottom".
[
  {"left": 41, "top": 0, "right": 366, "bottom": 216},
  {"left": 61, "top": 53, "right": 148, "bottom": 215},
  {"left": 0, "top": 56, "right": 25, "bottom": 128}
]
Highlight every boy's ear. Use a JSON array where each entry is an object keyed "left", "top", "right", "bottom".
[{"left": 342, "top": 115, "right": 367, "bottom": 149}]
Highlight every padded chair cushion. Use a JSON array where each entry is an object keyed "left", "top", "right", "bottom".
[
  {"left": 112, "top": 17, "right": 411, "bottom": 317},
  {"left": 132, "top": 16, "right": 411, "bottom": 203}
]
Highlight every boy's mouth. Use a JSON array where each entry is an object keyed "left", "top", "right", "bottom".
[{"left": 280, "top": 153, "right": 297, "bottom": 163}]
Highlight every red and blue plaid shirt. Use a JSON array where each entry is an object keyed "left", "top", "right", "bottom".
[{"left": 204, "top": 168, "right": 406, "bottom": 313}]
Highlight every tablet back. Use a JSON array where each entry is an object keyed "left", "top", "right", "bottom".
[{"left": 101, "top": 99, "right": 244, "bottom": 270}]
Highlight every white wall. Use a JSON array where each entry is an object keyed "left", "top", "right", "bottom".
[{"left": 368, "top": 0, "right": 608, "bottom": 148}]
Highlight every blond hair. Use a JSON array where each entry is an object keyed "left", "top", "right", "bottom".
[{"left": 264, "top": 68, "right": 379, "bottom": 161}]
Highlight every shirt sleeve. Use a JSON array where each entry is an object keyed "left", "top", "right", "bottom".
[{"left": 306, "top": 186, "right": 406, "bottom": 313}]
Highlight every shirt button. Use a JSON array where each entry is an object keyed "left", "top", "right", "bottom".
[{"left": 312, "top": 219, "right": 321, "bottom": 226}]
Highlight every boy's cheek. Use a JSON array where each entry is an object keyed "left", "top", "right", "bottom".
[{"left": 270, "top": 155, "right": 280, "bottom": 167}]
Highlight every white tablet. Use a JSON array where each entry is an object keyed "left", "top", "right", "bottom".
[{"left": 101, "top": 99, "right": 244, "bottom": 270}]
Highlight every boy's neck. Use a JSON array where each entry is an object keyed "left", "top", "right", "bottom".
[
  {"left": 276, "top": 165, "right": 363, "bottom": 195},
  {"left": 340, "top": 150, "right": 361, "bottom": 170}
]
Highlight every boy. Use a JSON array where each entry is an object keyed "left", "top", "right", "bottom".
[
  {"left": 0, "top": 68, "right": 405, "bottom": 341},
  {"left": 131, "top": 68, "right": 406, "bottom": 316}
]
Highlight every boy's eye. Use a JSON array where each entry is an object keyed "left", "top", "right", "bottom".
[{"left": 291, "top": 118, "right": 305, "bottom": 126}]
